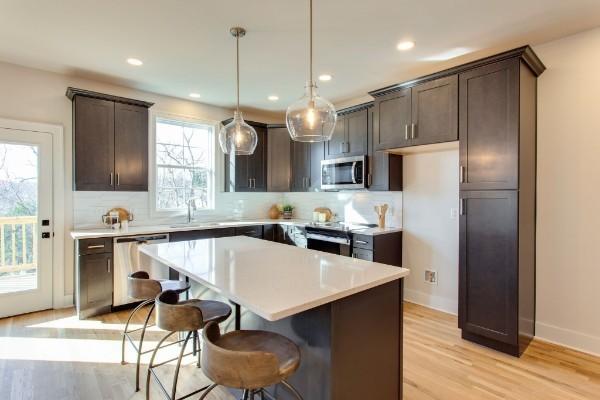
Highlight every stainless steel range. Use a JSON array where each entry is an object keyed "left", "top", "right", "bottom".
[{"left": 305, "top": 222, "right": 376, "bottom": 256}]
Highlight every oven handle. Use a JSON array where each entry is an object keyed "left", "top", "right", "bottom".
[{"left": 306, "top": 233, "right": 351, "bottom": 245}]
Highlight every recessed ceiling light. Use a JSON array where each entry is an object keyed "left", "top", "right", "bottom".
[
  {"left": 397, "top": 41, "right": 415, "bottom": 51},
  {"left": 126, "top": 58, "right": 143, "bottom": 66},
  {"left": 189, "top": 93, "right": 201, "bottom": 98},
  {"left": 268, "top": 95, "right": 279, "bottom": 101},
  {"left": 318, "top": 74, "right": 332, "bottom": 82}
]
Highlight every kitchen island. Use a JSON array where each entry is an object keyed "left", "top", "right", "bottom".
[{"left": 140, "top": 236, "right": 409, "bottom": 400}]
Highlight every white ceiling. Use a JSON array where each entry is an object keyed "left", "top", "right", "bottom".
[{"left": 1, "top": 0, "right": 600, "bottom": 114}]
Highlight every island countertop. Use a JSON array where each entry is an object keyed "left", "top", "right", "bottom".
[{"left": 139, "top": 236, "right": 409, "bottom": 321}]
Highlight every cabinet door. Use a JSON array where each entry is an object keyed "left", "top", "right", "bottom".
[
  {"left": 346, "top": 108, "right": 368, "bottom": 156},
  {"left": 411, "top": 75, "right": 458, "bottom": 146},
  {"left": 249, "top": 126, "right": 267, "bottom": 191},
  {"left": 234, "top": 225, "right": 263, "bottom": 238},
  {"left": 368, "top": 108, "right": 403, "bottom": 191},
  {"left": 372, "top": 88, "right": 412, "bottom": 150},
  {"left": 326, "top": 115, "right": 347, "bottom": 159},
  {"left": 459, "top": 190, "right": 518, "bottom": 345},
  {"left": 225, "top": 154, "right": 250, "bottom": 191},
  {"left": 352, "top": 247, "right": 373, "bottom": 261},
  {"left": 114, "top": 103, "right": 148, "bottom": 191},
  {"left": 290, "top": 141, "right": 310, "bottom": 191},
  {"left": 459, "top": 59, "right": 519, "bottom": 190},
  {"left": 78, "top": 253, "right": 113, "bottom": 315},
  {"left": 309, "top": 142, "right": 324, "bottom": 191},
  {"left": 74, "top": 96, "right": 115, "bottom": 191},
  {"left": 267, "top": 127, "right": 291, "bottom": 191}
]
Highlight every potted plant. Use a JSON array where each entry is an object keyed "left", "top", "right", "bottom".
[{"left": 282, "top": 204, "right": 294, "bottom": 219}]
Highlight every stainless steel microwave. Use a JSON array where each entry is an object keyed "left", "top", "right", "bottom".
[{"left": 321, "top": 155, "right": 366, "bottom": 190}]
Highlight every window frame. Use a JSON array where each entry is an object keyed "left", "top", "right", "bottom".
[{"left": 149, "top": 111, "right": 222, "bottom": 218}]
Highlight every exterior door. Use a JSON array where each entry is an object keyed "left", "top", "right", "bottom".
[{"left": 0, "top": 128, "right": 53, "bottom": 318}]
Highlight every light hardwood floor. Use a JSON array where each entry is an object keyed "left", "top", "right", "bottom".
[{"left": 0, "top": 303, "right": 598, "bottom": 399}]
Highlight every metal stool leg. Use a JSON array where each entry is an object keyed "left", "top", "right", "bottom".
[
  {"left": 121, "top": 298, "right": 153, "bottom": 365},
  {"left": 281, "top": 380, "right": 304, "bottom": 400},
  {"left": 170, "top": 331, "right": 193, "bottom": 400},
  {"left": 198, "top": 383, "right": 218, "bottom": 400},
  {"left": 241, "top": 389, "right": 250, "bottom": 400},
  {"left": 196, "top": 330, "right": 201, "bottom": 368},
  {"left": 135, "top": 302, "right": 155, "bottom": 391},
  {"left": 146, "top": 331, "right": 176, "bottom": 400}
]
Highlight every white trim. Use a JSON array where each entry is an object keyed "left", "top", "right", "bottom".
[
  {"left": 536, "top": 321, "right": 600, "bottom": 357},
  {"left": 0, "top": 117, "right": 65, "bottom": 311},
  {"left": 148, "top": 110, "right": 223, "bottom": 219},
  {"left": 404, "top": 288, "right": 458, "bottom": 315}
]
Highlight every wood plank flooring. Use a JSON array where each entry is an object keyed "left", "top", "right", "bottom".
[{"left": 0, "top": 302, "right": 597, "bottom": 399}]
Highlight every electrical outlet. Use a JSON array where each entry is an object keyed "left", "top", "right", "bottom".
[{"left": 425, "top": 270, "right": 438, "bottom": 285}]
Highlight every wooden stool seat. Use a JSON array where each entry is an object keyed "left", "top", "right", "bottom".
[
  {"left": 128, "top": 271, "right": 190, "bottom": 300},
  {"left": 201, "top": 322, "right": 302, "bottom": 394},
  {"left": 181, "top": 299, "right": 234, "bottom": 325}
]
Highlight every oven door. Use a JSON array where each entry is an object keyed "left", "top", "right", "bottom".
[
  {"left": 321, "top": 155, "right": 366, "bottom": 190},
  {"left": 306, "top": 232, "right": 352, "bottom": 257}
]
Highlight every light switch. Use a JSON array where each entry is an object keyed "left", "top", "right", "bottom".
[{"left": 450, "top": 208, "right": 458, "bottom": 219}]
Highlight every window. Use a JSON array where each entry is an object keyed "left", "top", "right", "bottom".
[{"left": 154, "top": 117, "right": 216, "bottom": 212}]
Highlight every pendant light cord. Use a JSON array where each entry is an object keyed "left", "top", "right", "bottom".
[
  {"left": 236, "top": 32, "right": 240, "bottom": 113},
  {"left": 309, "top": 0, "right": 314, "bottom": 99}
]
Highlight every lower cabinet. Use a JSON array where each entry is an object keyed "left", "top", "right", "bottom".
[
  {"left": 352, "top": 232, "right": 402, "bottom": 266},
  {"left": 458, "top": 190, "right": 533, "bottom": 356},
  {"left": 234, "top": 225, "right": 263, "bottom": 239},
  {"left": 76, "top": 242, "right": 113, "bottom": 319}
]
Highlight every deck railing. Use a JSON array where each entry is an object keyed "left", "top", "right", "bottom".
[{"left": 0, "top": 216, "right": 37, "bottom": 274}]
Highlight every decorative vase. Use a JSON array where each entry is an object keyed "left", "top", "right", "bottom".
[{"left": 268, "top": 205, "right": 280, "bottom": 219}]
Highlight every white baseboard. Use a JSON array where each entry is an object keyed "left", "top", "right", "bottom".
[
  {"left": 404, "top": 288, "right": 458, "bottom": 315},
  {"left": 55, "top": 294, "right": 74, "bottom": 309},
  {"left": 536, "top": 321, "right": 600, "bottom": 357}
]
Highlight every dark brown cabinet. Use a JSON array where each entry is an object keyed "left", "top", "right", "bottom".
[
  {"left": 267, "top": 126, "right": 291, "bottom": 191},
  {"left": 291, "top": 141, "right": 324, "bottom": 191},
  {"left": 224, "top": 122, "right": 268, "bottom": 192},
  {"left": 76, "top": 239, "right": 113, "bottom": 319},
  {"left": 326, "top": 107, "right": 368, "bottom": 159},
  {"left": 67, "top": 88, "right": 153, "bottom": 191},
  {"left": 352, "top": 232, "right": 402, "bottom": 266},
  {"left": 459, "top": 59, "right": 519, "bottom": 191},
  {"left": 367, "top": 107, "right": 403, "bottom": 191},
  {"left": 234, "top": 225, "right": 263, "bottom": 238},
  {"left": 371, "top": 76, "right": 457, "bottom": 150},
  {"left": 169, "top": 228, "right": 236, "bottom": 242}
]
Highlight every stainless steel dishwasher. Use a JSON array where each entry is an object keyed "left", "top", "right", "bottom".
[{"left": 113, "top": 234, "right": 170, "bottom": 307}]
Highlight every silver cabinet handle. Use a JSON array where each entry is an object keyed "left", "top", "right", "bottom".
[
  {"left": 459, "top": 165, "right": 465, "bottom": 183},
  {"left": 308, "top": 177, "right": 311, "bottom": 187},
  {"left": 459, "top": 198, "right": 465, "bottom": 215},
  {"left": 248, "top": 178, "right": 252, "bottom": 188},
  {"left": 107, "top": 258, "right": 111, "bottom": 273},
  {"left": 355, "top": 240, "right": 368, "bottom": 244},
  {"left": 411, "top": 123, "right": 417, "bottom": 139},
  {"left": 109, "top": 173, "right": 114, "bottom": 186},
  {"left": 116, "top": 173, "right": 120, "bottom": 186},
  {"left": 367, "top": 173, "right": 372, "bottom": 186},
  {"left": 404, "top": 124, "right": 409, "bottom": 140},
  {"left": 87, "top": 244, "right": 105, "bottom": 249}
]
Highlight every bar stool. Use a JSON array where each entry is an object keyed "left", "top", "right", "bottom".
[
  {"left": 199, "top": 321, "right": 303, "bottom": 400},
  {"left": 146, "top": 290, "right": 232, "bottom": 400},
  {"left": 121, "top": 271, "right": 191, "bottom": 391}
]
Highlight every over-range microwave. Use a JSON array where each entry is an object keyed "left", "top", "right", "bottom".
[{"left": 321, "top": 155, "right": 366, "bottom": 190}]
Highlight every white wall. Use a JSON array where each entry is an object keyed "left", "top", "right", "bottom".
[
  {"left": 533, "top": 28, "right": 600, "bottom": 356},
  {"left": 402, "top": 150, "right": 459, "bottom": 314},
  {"left": 0, "top": 61, "right": 279, "bottom": 302}
]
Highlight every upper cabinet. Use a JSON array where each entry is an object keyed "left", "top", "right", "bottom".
[
  {"left": 224, "top": 121, "right": 268, "bottom": 192},
  {"left": 267, "top": 126, "right": 291, "bottom": 192},
  {"left": 367, "top": 107, "right": 403, "bottom": 191},
  {"left": 325, "top": 107, "right": 368, "bottom": 159},
  {"left": 458, "top": 59, "right": 519, "bottom": 190},
  {"left": 67, "top": 87, "right": 153, "bottom": 191},
  {"left": 291, "top": 141, "right": 324, "bottom": 192},
  {"left": 371, "top": 77, "right": 457, "bottom": 151}
]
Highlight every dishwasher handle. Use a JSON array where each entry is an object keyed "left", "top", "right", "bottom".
[{"left": 114, "top": 234, "right": 169, "bottom": 244}]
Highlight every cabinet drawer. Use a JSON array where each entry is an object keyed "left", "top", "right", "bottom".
[
  {"left": 353, "top": 248, "right": 373, "bottom": 261},
  {"left": 352, "top": 234, "right": 373, "bottom": 250},
  {"left": 235, "top": 225, "right": 264, "bottom": 238},
  {"left": 79, "top": 238, "right": 112, "bottom": 255}
]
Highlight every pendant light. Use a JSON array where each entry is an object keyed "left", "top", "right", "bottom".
[
  {"left": 219, "top": 27, "right": 258, "bottom": 155},
  {"left": 286, "top": 0, "right": 336, "bottom": 142}
]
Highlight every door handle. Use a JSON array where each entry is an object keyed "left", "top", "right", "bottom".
[
  {"left": 411, "top": 123, "right": 417, "bottom": 139},
  {"left": 109, "top": 173, "right": 114, "bottom": 186},
  {"left": 404, "top": 125, "right": 409, "bottom": 140},
  {"left": 459, "top": 165, "right": 465, "bottom": 183}
]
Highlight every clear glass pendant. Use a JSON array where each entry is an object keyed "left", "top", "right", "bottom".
[
  {"left": 218, "top": 110, "right": 258, "bottom": 155},
  {"left": 286, "top": 82, "right": 337, "bottom": 142}
]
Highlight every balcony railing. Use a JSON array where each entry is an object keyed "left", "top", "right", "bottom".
[{"left": 0, "top": 216, "right": 37, "bottom": 274}]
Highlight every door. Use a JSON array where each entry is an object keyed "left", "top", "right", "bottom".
[
  {"left": 326, "top": 114, "right": 346, "bottom": 159},
  {"left": 459, "top": 190, "right": 518, "bottom": 345},
  {"left": 0, "top": 128, "right": 53, "bottom": 318},
  {"left": 346, "top": 108, "right": 368, "bottom": 156},
  {"left": 114, "top": 103, "right": 148, "bottom": 191},
  {"left": 373, "top": 88, "right": 412, "bottom": 150},
  {"left": 411, "top": 75, "right": 458, "bottom": 146},
  {"left": 74, "top": 96, "right": 115, "bottom": 190},
  {"left": 459, "top": 59, "right": 519, "bottom": 190}
]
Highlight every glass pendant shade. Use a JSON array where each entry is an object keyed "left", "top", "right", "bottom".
[
  {"left": 286, "top": 82, "right": 337, "bottom": 142},
  {"left": 219, "top": 110, "right": 257, "bottom": 155}
]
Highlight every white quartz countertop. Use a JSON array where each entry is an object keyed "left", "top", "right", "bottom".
[
  {"left": 139, "top": 236, "right": 409, "bottom": 321},
  {"left": 70, "top": 219, "right": 401, "bottom": 239}
]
